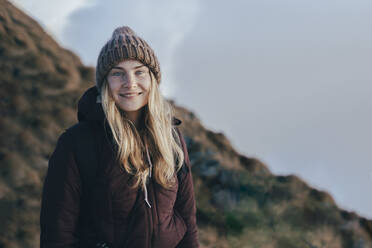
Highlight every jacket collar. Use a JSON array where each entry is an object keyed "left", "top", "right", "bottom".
[{"left": 77, "top": 86, "right": 182, "bottom": 126}]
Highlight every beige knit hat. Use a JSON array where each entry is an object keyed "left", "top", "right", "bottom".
[{"left": 95, "top": 26, "right": 161, "bottom": 93}]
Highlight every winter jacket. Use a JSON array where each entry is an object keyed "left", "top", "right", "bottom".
[{"left": 40, "top": 86, "right": 199, "bottom": 248}]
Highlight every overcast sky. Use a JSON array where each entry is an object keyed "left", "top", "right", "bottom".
[{"left": 12, "top": 0, "right": 372, "bottom": 219}]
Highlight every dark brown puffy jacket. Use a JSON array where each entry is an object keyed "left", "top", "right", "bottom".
[{"left": 40, "top": 86, "right": 199, "bottom": 248}]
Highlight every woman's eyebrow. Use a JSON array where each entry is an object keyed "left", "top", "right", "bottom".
[
  {"left": 111, "top": 65, "right": 146, "bottom": 70},
  {"left": 133, "top": 65, "right": 146, "bottom": 69}
]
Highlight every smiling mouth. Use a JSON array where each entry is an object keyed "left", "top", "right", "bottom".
[{"left": 119, "top": 92, "right": 142, "bottom": 98}]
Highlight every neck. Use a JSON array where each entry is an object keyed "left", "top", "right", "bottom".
[{"left": 125, "top": 109, "right": 145, "bottom": 130}]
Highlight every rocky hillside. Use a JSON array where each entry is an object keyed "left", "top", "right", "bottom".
[{"left": 1, "top": 0, "right": 371, "bottom": 247}]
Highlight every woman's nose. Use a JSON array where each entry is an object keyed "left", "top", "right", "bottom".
[{"left": 123, "top": 73, "right": 137, "bottom": 88}]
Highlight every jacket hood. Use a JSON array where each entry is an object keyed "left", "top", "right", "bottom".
[
  {"left": 77, "top": 86, "right": 182, "bottom": 126},
  {"left": 77, "top": 86, "right": 105, "bottom": 123}
]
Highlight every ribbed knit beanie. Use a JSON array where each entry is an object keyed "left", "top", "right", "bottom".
[{"left": 95, "top": 26, "right": 161, "bottom": 94}]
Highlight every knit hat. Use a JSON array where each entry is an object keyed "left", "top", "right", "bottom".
[{"left": 95, "top": 26, "right": 161, "bottom": 94}]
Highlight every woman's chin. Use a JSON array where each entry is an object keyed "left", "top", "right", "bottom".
[{"left": 117, "top": 104, "right": 146, "bottom": 113}]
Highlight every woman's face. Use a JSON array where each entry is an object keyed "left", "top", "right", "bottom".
[{"left": 107, "top": 59, "right": 151, "bottom": 117}]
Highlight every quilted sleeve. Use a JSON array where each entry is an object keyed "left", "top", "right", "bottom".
[
  {"left": 40, "top": 131, "right": 82, "bottom": 248},
  {"left": 174, "top": 128, "right": 200, "bottom": 248}
]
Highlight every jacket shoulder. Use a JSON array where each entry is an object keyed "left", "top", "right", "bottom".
[
  {"left": 61, "top": 121, "right": 102, "bottom": 140},
  {"left": 65, "top": 121, "right": 97, "bottom": 134},
  {"left": 173, "top": 125, "right": 191, "bottom": 178}
]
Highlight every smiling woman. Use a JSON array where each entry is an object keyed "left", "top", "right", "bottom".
[{"left": 40, "top": 26, "right": 200, "bottom": 248}]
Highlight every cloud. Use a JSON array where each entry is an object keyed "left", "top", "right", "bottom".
[{"left": 10, "top": 0, "right": 93, "bottom": 43}]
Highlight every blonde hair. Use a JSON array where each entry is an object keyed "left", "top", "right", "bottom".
[{"left": 100, "top": 70, "right": 184, "bottom": 191}]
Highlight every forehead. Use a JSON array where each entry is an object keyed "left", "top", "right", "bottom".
[{"left": 111, "top": 59, "right": 146, "bottom": 71}]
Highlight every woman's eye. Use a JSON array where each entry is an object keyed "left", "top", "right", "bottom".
[
  {"left": 112, "top": 71, "right": 123, "bottom": 76},
  {"left": 135, "top": 70, "right": 145, "bottom": 76}
]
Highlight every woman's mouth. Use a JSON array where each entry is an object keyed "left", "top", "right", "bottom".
[{"left": 119, "top": 92, "right": 142, "bottom": 98}]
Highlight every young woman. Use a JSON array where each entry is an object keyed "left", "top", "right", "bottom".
[{"left": 40, "top": 26, "right": 199, "bottom": 248}]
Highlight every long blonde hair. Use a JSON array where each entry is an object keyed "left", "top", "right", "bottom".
[{"left": 100, "top": 70, "right": 184, "bottom": 191}]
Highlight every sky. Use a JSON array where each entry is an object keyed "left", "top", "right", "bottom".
[{"left": 11, "top": 0, "right": 372, "bottom": 219}]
